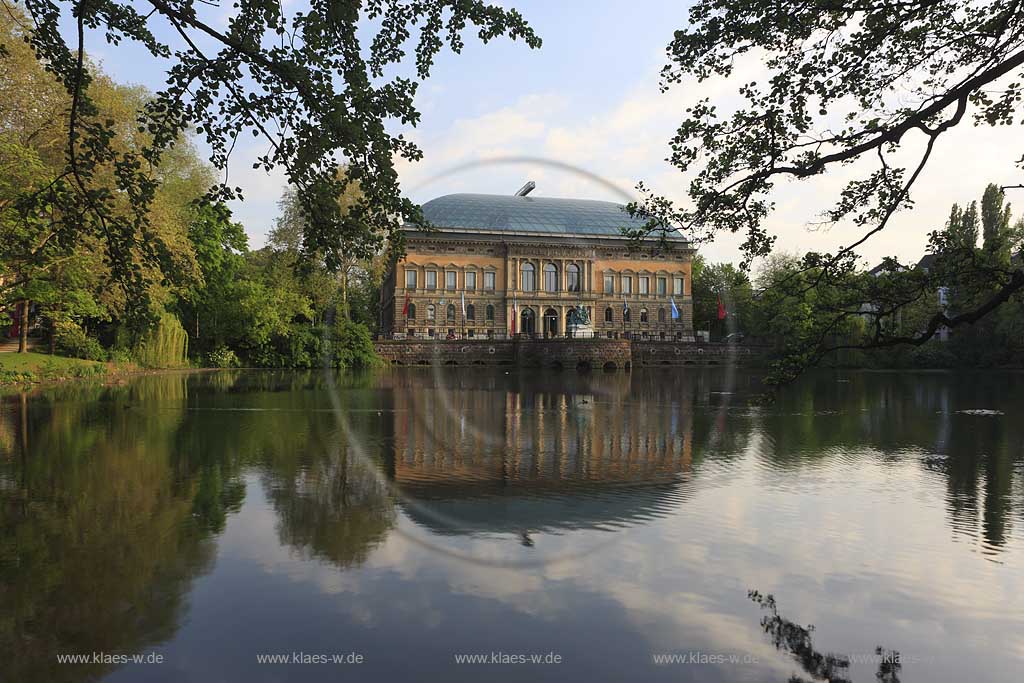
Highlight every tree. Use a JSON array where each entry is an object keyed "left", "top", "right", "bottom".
[
  {"left": 177, "top": 203, "right": 248, "bottom": 356},
  {"left": 626, "top": 1, "right": 1024, "bottom": 377},
  {"left": 2, "top": 7, "right": 214, "bottom": 357},
  {"left": 7, "top": 0, "right": 539, "bottom": 321},
  {"left": 946, "top": 203, "right": 978, "bottom": 252},
  {"left": 981, "top": 183, "right": 1013, "bottom": 264},
  {"left": 273, "top": 171, "right": 388, "bottom": 327},
  {"left": 691, "top": 255, "right": 754, "bottom": 337}
]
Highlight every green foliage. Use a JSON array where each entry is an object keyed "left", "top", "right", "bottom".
[
  {"left": 12, "top": 0, "right": 539, "bottom": 306},
  {"left": 108, "top": 348, "right": 133, "bottom": 365},
  {"left": 0, "top": 352, "right": 106, "bottom": 385},
  {"left": 946, "top": 203, "right": 978, "bottom": 251},
  {"left": 332, "top": 318, "right": 382, "bottom": 370},
  {"left": 981, "top": 183, "right": 1013, "bottom": 264},
  {"left": 622, "top": 0, "right": 1024, "bottom": 378},
  {"left": 133, "top": 312, "right": 188, "bottom": 369},
  {"left": 54, "top": 321, "right": 107, "bottom": 362},
  {"left": 206, "top": 346, "right": 240, "bottom": 369},
  {"left": 246, "top": 320, "right": 380, "bottom": 370},
  {"left": 691, "top": 255, "right": 755, "bottom": 336}
]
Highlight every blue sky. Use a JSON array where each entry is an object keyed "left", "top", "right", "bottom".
[{"left": 86, "top": 0, "right": 1023, "bottom": 268}]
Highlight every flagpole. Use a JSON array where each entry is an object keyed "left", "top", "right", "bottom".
[{"left": 622, "top": 297, "right": 627, "bottom": 340}]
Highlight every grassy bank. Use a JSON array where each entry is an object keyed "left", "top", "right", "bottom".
[{"left": 0, "top": 351, "right": 109, "bottom": 385}]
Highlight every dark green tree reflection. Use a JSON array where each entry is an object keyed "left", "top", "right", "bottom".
[
  {"left": 263, "top": 447, "right": 396, "bottom": 568},
  {"left": 749, "top": 591, "right": 902, "bottom": 683},
  {"left": 760, "top": 372, "right": 1023, "bottom": 557},
  {"left": 0, "top": 378, "right": 234, "bottom": 682}
]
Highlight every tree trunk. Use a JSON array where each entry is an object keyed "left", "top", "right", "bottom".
[
  {"left": 18, "top": 300, "right": 29, "bottom": 353},
  {"left": 340, "top": 270, "right": 349, "bottom": 320}
]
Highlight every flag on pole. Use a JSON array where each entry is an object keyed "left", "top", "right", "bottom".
[
  {"left": 461, "top": 291, "right": 466, "bottom": 318},
  {"left": 401, "top": 293, "right": 411, "bottom": 317},
  {"left": 670, "top": 297, "right": 680, "bottom": 320},
  {"left": 623, "top": 298, "right": 629, "bottom": 313},
  {"left": 511, "top": 293, "right": 517, "bottom": 334},
  {"left": 717, "top": 295, "right": 727, "bottom": 320}
]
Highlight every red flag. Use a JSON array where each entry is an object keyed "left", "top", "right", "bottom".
[
  {"left": 401, "top": 294, "right": 410, "bottom": 317},
  {"left": 717, "top": 296, "right": 726, "bottom": 320}
]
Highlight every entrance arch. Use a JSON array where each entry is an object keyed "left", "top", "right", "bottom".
[
  {"left": 543, "top": 308, "right": 559, "bottom": 338},
  {"left": 520, "top": 307, "right": 536, "bottom": 336}
]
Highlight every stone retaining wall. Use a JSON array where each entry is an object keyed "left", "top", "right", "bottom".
[{"left": 375, "top": 339, "right": 768, "bottom": 370}]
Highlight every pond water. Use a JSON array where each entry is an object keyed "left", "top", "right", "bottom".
[{"left": 1, "top": 368, "right": 1022, "bottom": 682}]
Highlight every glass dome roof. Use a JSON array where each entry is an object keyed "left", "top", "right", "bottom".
[{"left": 414, "top": 193, "right": 685, "bottom": 240}]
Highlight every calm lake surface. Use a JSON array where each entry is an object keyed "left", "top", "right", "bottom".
[{"left": 2, "top": 368, "right": 1022, "bottom": 682}]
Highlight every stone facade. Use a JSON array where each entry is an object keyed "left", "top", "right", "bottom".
[
  {"left": 382, "top": 235, "right": 695, "bottom": 341},
  {"left": 374, "top": 339, "right": 766, "bottom": 369}
]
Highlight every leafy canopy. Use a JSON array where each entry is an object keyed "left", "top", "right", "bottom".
[
  {"left": 8, "top": 0, "right": 539, "bottom": 314},
  {"left": 626, "top": 1, "right": 1024, "bottom": 375}
]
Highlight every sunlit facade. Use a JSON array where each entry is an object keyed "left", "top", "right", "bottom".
[{"left": 380, "top": 193, "right": 695, "bottom": 340}]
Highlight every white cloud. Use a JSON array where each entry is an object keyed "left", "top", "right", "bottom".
[{"left": 399, "top": 49, "right": 1024, "bottom": 269}]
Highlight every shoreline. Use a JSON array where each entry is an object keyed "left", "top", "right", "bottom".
[{"left": 0, "top": 352, "right": 219, "bottom": 392}]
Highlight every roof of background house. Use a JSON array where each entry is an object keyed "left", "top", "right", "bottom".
[
  {"left": 411, "top": 193, "right": 687, "bottom": 241},
  {"left": 916, "top": 254, "right": 937, "bottom": 272}
]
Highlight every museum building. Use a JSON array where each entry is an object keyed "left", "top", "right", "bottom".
[{"left": 380, "top": 188, "right": 695, "bottom": 340}]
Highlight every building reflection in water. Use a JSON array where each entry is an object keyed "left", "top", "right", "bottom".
[
  {"left": 379, "top": 370, "right": 701, "bottom": 536},
  {"left": 0, "top": 369, "right": 1022, "bottom": 682}
]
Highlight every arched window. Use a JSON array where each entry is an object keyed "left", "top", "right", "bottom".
[
  {"left": 658, "top": 307, "right": 666, "bottom": 322},
  {"left": 446, "top": 303, "right": 456, "bottom": 321},
  {"left": 521, "top": 262, "right": 536, "bottom": 291},
  {"left": 406, "top": 303, "right": 416, "bottom": 320},
  {"left": 426, "top": 304, "right": 435, "bottom": 320},
  {"left": 640, "top": 308, "right": 649, "bottom": 323},
  {"left": 486, "top": 304, "right": 495, "bottom": 321},
  {"left": 604, "top": 307, "right": 613, "bottom": 323},
  {"left": 544, "top": 263, "right": 558, "bottom": 292},
  {"left": 624, "top": 308, "right": 631, "bottom": 323},
  {"left": 466, "top": 303, "right": 476, "bottom": 321},
  {"left": 567, "top": 263, "right": 581, "bottom": 292}
]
